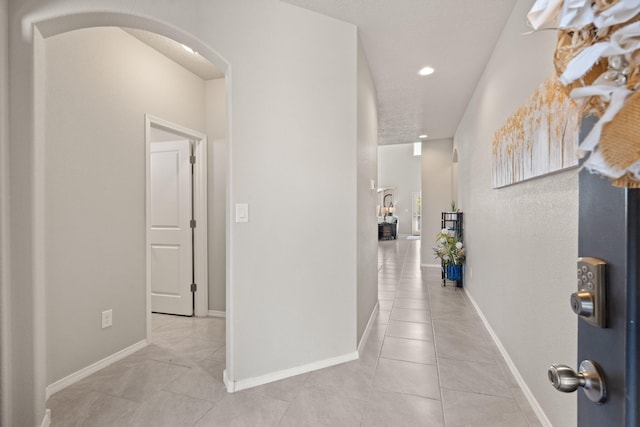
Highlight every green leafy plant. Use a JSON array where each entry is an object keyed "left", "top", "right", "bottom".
[
  {"left": 433, "top": 228, "right": 465, "bottom": 266},
  {"left": 450, "top": 200, "right": 459, "bottom": 212}
]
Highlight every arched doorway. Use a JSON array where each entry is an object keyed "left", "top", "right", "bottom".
[
  {"left": 452, "top": 147, "right": 459, "bottom": 205},
  {"left": 26, "top": 12, "right": 232, "bottom": 426}
]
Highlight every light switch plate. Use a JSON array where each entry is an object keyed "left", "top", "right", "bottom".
[
  {"left": 101, "top": 309, "right": 112, "bottom": 328},
  {"left": 235, "top": 203, "right": 249, "bottom": 223}
]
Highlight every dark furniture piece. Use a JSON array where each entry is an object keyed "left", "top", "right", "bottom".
[
  {"left": 441, "top": 211, "right": 463, "bottom": 287},
  {"left": 378, "top": 221, "right": 397, "bottom": 240}
]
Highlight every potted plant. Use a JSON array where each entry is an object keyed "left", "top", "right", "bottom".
[
  {"left": 433, "top": 228, "right": 465, "bottom": 284},
  {"left": 447, "top": 201, "right": 459, "bottom": 220}
]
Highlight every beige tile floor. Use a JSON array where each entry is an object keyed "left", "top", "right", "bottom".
[{"left": 47, "top": 239, "right": 543, "bottom": 426}]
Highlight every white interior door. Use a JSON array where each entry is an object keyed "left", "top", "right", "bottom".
[{"left": 149, "top": 140, "right": 193, "bottom": 315}]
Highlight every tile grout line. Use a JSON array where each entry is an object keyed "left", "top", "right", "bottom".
[
  {"left": 366, "top": 239, "right": 406, "bottom": 426},
  {"left": 422, "top": 254, "right": 449, "bottom": 427}
]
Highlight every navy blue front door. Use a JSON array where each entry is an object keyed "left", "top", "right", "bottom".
[{"left": 577, "top": 168, "right": 640, "bottom": 426}]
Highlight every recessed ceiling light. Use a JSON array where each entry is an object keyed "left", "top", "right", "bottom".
[
  {"left": 418, "top": 66, "right": 435, "bottom": 76},
  {"left": 419, "top": 134, "right": 428, "bottom": 139},
  {"left": 181, "top": 43, "right": 198, "bottom": 55}
]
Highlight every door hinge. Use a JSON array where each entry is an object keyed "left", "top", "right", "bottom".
[
  {"left": 190, "top": 155, "right": 196, "bottom": 164},
  {"left": 190, "top": 219, "right": 196, "bottom": 228},
  {"left": 191, "top": 283, "right": 197, "bottom": 292}
]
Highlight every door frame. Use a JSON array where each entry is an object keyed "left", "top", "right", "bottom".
[{"left": 145, "top": 114, "right": 208, "bottom": 336}]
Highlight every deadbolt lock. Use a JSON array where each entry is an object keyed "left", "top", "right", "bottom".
[
  {"left": 571, "top": 291, "right": 593, "bottom": 318},
  {"left": 572, "top": 257, "right": 606, "bottom": 328}
]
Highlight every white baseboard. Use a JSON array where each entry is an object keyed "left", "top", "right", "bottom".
[
  {"left": 421, "top": 263, "right": 441, "bottom": 269},
  {"left": 40, "top": 409, "right": 51, "bottom": 427},
  {"left": 465, "top": 291, "right": 552, "bottom": 427},
  {"left": 207, "top": 310, "right": 226, "bottom": 318},
  {"left": 45, "top": 339, "right": 148, "bottom": 400},
  {"left": 358, "top": 301, "right": 380, "bottom": 353},
  {"left": 223, "top": 368, "right": 232, "bottom": 392},
  {"left": 223, "top": 351, "right": 359, "bottom": 393}
]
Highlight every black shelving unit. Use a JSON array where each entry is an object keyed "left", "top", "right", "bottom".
[{"left": 441, "top": 211, "right": 463, "bottom": 287}]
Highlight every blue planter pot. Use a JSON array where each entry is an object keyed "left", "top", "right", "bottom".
[{"left": 446, "top": 264, "right": 462, "bottom": 282}]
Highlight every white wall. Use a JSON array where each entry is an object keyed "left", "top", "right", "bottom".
[
  {"left": 214, "top": 4, "right": 358, "bottom": 382},
  {"left": 455, "top": 0, "right": 578, "bottom": 425},
  {"left": 0, "top": 0, "right": 11, "bottom": 425},
  {"left": 356, "top": 39, "right": 378, "bottom": 343},
  {"left": 44, "top": 27, "right": 207, "bottom": 385},
  {"left": 420, "top": 138, "right": 453, "bottom": 265},
  {"left": 377, "top": 143, "right": 421, "bottom": 235},
  {"left": 205, "top": 78, "right": 227, "bottom": 313},
  {"left": 7, "top": 1, "right": 360, "bottom": 424}
]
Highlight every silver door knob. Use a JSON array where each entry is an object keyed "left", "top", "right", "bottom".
[
  {"left": 548, "top": 364, "right": 583, "bottom": 392},
  {"left": 547, "top": 360, "right": 606, "bottom": 404}
]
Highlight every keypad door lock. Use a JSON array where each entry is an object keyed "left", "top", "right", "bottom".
[{"left": 572, "top": 257, "right": 606, "bottom": 328}]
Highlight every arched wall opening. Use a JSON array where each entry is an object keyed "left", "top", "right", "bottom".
[
  {"left": 25, "top": 11, "right": 233, "bottom": 426},
  {"left": 452, "top": 147, "right": 459, "bottom": 206}
]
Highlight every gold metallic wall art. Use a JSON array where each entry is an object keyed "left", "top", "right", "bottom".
[{"left": 491, "top": 75, "right": 581, "bottom": 188}]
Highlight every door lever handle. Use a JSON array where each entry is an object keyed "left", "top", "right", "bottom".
[{"left": 547, "top": 360, "right": 606, "bottom": 404}]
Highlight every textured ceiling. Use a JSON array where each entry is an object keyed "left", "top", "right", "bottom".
[
  {"left": 282, "top": 0, "right": 518, "bottom": 144},
  {"left": 123, "top": 28, "right": 224, "bottom": 81}
]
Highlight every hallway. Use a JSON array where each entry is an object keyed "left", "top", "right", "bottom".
[{"left": 47, "top": 239, "right": 541, "bottom": 426}]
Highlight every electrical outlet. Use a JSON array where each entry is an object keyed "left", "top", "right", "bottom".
[{"left": 101, "top": 309, "right": 112, "bottom": 328}]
